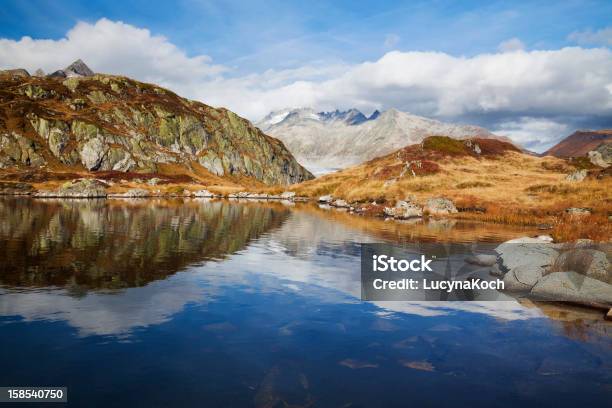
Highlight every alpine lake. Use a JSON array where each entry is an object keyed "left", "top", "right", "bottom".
[{"left": 0, "top": 197, "right": 610, "bottom": 407}]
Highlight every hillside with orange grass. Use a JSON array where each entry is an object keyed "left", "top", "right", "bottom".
[
  {"left": 0, "top": 64, "right": 313, "bottom": 187},
  {"left": 286, "top": 136, "right": 612, "bottom": 241}
]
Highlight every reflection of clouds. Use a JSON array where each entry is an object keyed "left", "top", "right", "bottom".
[
  {"left": 0, "top": 273, "right": 207, "bottom": 337},
  {"left": 1, "top": 202, "right": 544, "bottom": 338}
]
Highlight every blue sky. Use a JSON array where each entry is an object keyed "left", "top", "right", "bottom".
[
  {"left": 1, "top": 0, "right": 611, "bottom": 150},
  {"left": 2, "top": 0, "right": 611, "bottom": 72}
]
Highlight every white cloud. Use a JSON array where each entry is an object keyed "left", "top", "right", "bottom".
[
  {"left": 568, "top": 26, "right": 612, "bottom": 46},
  {"left": 493, "top": 117, "right": 569, "bottom": 152},
  {"left": 498, "top": 37, "right": 525, "bottom": 52},
  {"left": 1, "top": 19, "right": 612, "bottom": 150},
  {"left": 0, "top": 18, "right": 225, "bottom": 86}
]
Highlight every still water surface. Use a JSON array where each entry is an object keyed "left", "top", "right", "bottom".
[{"left": 0, "top": 198, "right": 610, "bottom": 407}]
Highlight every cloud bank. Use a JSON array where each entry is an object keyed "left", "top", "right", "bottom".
[{"left": 1, "top": 19, "right": 611, "bottom": 151}]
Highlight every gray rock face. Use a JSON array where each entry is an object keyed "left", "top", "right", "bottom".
[
  {"left": 425, "top": 197, "right": 458, "bottom": 215},
  {"left": 531, "top": 271, "right": 612, "bottom": 304},
  {"left": 384, "top": 200, "right": 423, "bottom": 219},
  {"left": 553, "top": 249, "right": 611, "bottom": 284},
  {"left": 587, "top": 143, "right": 611, "bottom": 168},
  {"left": 565, "top": 169, "right": 587, "bottom": 182},
  {"left": 80, "top": 137, "right": 108, "bottom": 170},
  {"left": 34, "top": 179, "right": 108, "bottom": 198},
  {"left": 495, "top": 237, "right": 559, "bottom": 272}
]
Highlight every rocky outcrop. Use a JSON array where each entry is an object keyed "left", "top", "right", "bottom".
[
  {"left": 0, "top": 65, "right": 313, "bottom": 186},
  {"left": 493, "top": 236, "right": 611, "bottom": 306},
  {"left": 384, "top": 200, "right": 423, "bottom": 219},
  {"left": 588, "top": 143, "right": 611, "bottom": 168},
  {"left": 531, "top": 272, "right": 612, "bottom": 304},
  {"left": 565, "top": 169, "right": 587, "bottom": 182},
  {"left": 34, "top": 179, "right": 108, "bottom": 198},
  {"left": 424, "top": 198, "right": 458, "bottom": 215}
]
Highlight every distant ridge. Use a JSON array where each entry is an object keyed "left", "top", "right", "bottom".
[
  {"left": 543, "top": 130, "right": 612, "bottom": 157},
  {"left": 257, "top": 107, "right": 503, "bottom": 171}
]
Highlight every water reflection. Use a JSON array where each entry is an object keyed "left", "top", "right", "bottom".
[
  {"left": 1, "top": 198, "right": 610, "bottom": 407},
  {"left": 0, "top": 198, "right": 289, "bottom": 289}
]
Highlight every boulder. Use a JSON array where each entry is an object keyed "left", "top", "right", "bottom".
[
  {"left": 565, "top": 169, "right": 587, "bottom": 182},
  {"left": 318, "top": 195, "right": 333, "bottom": 203},
  {"left": 384, "top": 200, "right": 423, "bottom": 219},
  {"left": 193, "top": 189, "right": 214, "bottom": 197},
  {"left": 565, "top": 207, "right": 591, "bottom": 216},
  {"left": 425, "top": 197, "right": 458, "bottom": 215},
  {"left": 332, "top": 199, "right": 349, "bottom": 208},
  {"left": 280, "top": 191, "right": 296, "bottom": 200},
  {"left": 35, "top": 179, "right": 107, "bottom": 198},
  {"left": 587, "top": 144, "right": 611, "bottom": 168},
  {"left": 495, "top": 237, "right": 559, "bottom": 272},
  {"left": 531, "top": 271, "right": 612, "bottom": 305},
  {"left": 503, "top": 268, "right": 533, "bottom": 292},
  {"left": 552, "top": 249, "right": 611, "bottom": 284}
]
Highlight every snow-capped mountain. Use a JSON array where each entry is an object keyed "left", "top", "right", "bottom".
[{"left": 256, "top": 108, "right": 501, "bottom": 173}]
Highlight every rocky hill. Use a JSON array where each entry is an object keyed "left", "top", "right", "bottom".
[
  {"left": 544, "top": 130, "right": 612, "bottom": 158},
  {"left": 0, "top": 61, "right": 313, "bottom": 186},
  {"left": 256, "top": 107, "right": 501, "bottom": 172}
]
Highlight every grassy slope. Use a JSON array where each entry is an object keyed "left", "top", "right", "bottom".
[{"left": 284, "top": 137, "right": 612, "bottom": 241}]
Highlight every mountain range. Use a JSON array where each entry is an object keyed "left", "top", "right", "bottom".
[
  {"left": 0, "top": 60, "right": 313, "bottom": 186},
  {"left": 256, "top": 107, "right": 499, "bottom": 172}
]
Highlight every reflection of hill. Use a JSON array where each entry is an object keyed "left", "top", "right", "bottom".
[{"left": 0, "top": 198, "right": 289, "bottom": 289}]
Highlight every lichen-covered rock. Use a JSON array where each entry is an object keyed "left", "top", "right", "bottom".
[
  {"left": 565, "top": 169, "right": 587, "bottom": 182},
  {"left": 565, "top": 207, "right": 591, "bottom": 216},
  {"left": 495, "top": 237, "right": 559, "bottom": 272},
  {"left": 425, "top": 197, "right": 458, "bottom": 215},
  {"left": 384, "top": 200, "right": 423, "bottom": 219},
  {"left": 109, "top": 188, "right": 150, "bottom": 198},
  {"left": 0, "top": 72, "right": 313, "bottom": 185}
]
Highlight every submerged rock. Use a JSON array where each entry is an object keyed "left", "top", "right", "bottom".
[{"left": 465, "top": 254, "right": 498, "bottom": 267}]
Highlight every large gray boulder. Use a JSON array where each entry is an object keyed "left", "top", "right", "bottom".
[
  {"left": 587, "top": 144, "right": 611, "bottom": 168},
  {"left": 495, "top": 237, "right": 559, "bottom": 272},
  {"left": 425, "top": 197, "right": 458, "bottom": 215},
  {"left": 552, "top": 249, "right": 611, "bottom": 284},
  {"left": 531, "top": 271, "right": 612, "bottom": 305}
]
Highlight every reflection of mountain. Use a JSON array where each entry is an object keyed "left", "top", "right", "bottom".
[{"left": 0, "top": 198, "right": 289, "bottom": 289}]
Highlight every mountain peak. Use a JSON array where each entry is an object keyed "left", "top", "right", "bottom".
[{"left": 64, "top": 59, "right": 94, "bottom": 77}]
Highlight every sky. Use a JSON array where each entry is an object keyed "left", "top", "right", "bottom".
[{"left": 1, "top": 0, "right": 611, "bottom": 151}]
